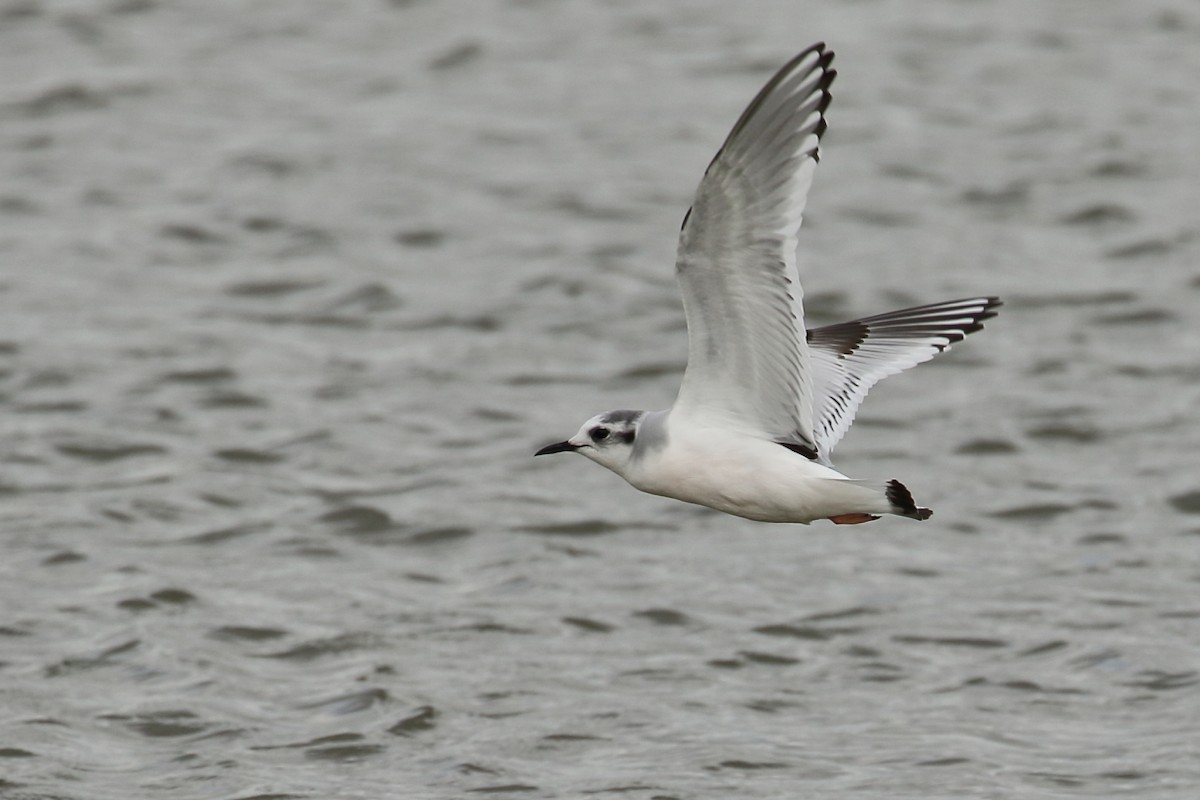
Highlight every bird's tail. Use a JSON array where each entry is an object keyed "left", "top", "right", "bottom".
[{"left": 886, "top": 479, "right": 932, "bottom": 521}]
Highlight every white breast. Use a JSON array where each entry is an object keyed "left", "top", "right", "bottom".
[{"left": 626, "top": 419, "right": 886, "bottom": 523}]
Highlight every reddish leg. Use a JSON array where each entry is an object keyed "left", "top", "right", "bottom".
[{"left": 828, "top": 513, "right": 881, "bottom": 525}]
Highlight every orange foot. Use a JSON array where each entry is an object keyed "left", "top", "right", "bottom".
[{"left": 828, "top": 513, "right": 881, "bottom": 525}]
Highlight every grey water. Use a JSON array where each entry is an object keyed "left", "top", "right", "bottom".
[{"left": 2, "top": 1, "right": 1199, "bottom": 798}]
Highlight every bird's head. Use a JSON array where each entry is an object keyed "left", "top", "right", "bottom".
[{"left": 534, "top": 409, "right": 646, "bottom": 476}]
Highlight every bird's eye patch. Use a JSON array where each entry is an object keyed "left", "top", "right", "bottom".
[{"left": 590, "top": 427, "right": 610, "bottom": 441}]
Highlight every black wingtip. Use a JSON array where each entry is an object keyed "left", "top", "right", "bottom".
[
  {"left": 887, "top": 479, "right": 932, "bottom": 521},
  {"left": 704, "top": 42, "right": 837, "bottom": 178}
]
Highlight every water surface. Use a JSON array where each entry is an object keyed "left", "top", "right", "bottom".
[{"left": 2, "top": 1, "right": 1199, "bottom": 798}]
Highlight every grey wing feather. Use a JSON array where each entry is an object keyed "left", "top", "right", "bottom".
[
  {"left": 671, "top": 43, "right": 836, "bottom": 453},
  {"left": 808, "top": 297, "right": 1002, "bottom": 459}
]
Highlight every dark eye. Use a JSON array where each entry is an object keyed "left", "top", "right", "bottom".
[{"left": 590, "top": 426, "right": 610, "bottom": 441}]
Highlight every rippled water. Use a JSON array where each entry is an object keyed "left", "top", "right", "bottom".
[{"left": 2, "top": 1, "right": 1199, "bottom": 798}]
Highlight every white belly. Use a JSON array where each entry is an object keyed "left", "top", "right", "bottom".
[{"left": 626, "top": 428, "right": 889, "bottom": 523}]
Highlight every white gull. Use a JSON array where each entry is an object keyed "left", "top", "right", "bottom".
[{"left": 536, "top": 43, "right": 1000, "bottom": 524}]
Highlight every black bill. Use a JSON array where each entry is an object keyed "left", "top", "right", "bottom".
[{"left": 534, "top": 440, "right": 581, "bottom": 456}]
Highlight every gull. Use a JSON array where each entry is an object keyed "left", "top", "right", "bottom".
[{"left": 535, "top": 43, "right": 1000, "bottom": 524}]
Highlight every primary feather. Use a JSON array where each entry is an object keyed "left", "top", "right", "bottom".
[{"left": 807, "top": 297, "right": 1002, "bottom": 460}]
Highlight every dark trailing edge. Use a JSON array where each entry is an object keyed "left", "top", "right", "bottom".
[
  {"left": 681, "top": 41, "right": 837, "bottom": 232},
  {"left": 707, "top": 42, "right": 835, "bottom": 175},
  {"left": 807, "top": 297, "right": 1003, "bottom": 358}
]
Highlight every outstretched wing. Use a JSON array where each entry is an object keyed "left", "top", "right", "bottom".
[
  {"left": 670, "top": 43, "right": 836, "bottom": 456},
  {"left": 808, "top": 297, "right": 1001, "bottom": 459}
]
